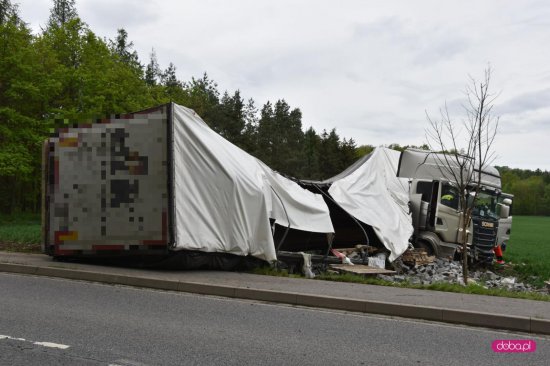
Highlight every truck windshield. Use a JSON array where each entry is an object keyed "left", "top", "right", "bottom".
[{"left": 472, "top": 190, "right": 499, "bottom": 220}]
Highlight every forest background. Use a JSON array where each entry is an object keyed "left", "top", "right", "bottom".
[{"left": 1, "top": 0, "right": 549, "bottom": 216}]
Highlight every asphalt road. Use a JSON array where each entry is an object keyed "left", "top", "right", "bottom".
[{"left": 0, "top": 273, "right": 548, "bottom": 366}]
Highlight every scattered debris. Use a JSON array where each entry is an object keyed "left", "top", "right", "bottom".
[
  {"left": 330, "top": 264, "right": 396, "bottom": 276},
  {"left": 277, "top": 250, "right": 543, "bottom": 295},
  {"left": 331, "top": 249, "right": 354, "bottom": 265},
  {"left": 367, "top": 252, "right": 387, "bottom": 269},
  {"left": 338, "top": 245, "right": 378, "bottom": 257},
  {"left": 300, "top": 252, "right": 315, "bottom": 279},
  {"left": 380, "top": 257, "right": 539, "bottom": 292}
]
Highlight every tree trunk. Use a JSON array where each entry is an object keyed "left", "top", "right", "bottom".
[{"left": 460, "top": 212, "right": 469, "bottom": 285}]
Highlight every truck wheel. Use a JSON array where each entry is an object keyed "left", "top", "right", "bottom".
[{"left": 417, "top": 240, "right": 435, "bottom": 256}]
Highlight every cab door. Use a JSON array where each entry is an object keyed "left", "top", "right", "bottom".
[{"left": 435, "top": 182, "right": 461, "bottom": 244}]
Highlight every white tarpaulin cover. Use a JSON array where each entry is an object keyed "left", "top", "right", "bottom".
[
  {"left": 172, "top": 104, "right": 334, "bottom": 262},
  {"left": 328, "top": 147, "right": 413, "bottom": 261}
]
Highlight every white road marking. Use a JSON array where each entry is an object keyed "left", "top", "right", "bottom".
[
  {"left": 0, "top": 335, "right": 26, "bottom": 341},
  {"left": 33, "top": 341, "right": 70, "bottom": 349},
  {"left": 0, "top": 334, "right": 70, "bottom": 349}
]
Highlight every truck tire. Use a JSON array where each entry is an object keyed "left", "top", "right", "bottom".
[{"left": 416, "top": 239, "right": 435, "bottom": 256}]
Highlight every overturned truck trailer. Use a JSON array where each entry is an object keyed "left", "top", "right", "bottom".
[
  {"left": 284, "top": 147, "right": 414, "bottom": 262},
  {"left": 43, "top": 103, "right": 335, "bottom": 264}
]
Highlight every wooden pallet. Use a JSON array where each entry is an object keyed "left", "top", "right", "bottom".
[{"left": 401, "top": 249, "right": 435, "bottom": 266}]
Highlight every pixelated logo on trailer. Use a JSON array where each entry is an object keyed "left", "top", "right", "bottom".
[{"left": 48, "top": 107, "right": 169, "bottom": 250}]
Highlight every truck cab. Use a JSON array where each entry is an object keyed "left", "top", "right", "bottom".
[{"left": 398, "top": 149, "right": 512, "bottom": 263}]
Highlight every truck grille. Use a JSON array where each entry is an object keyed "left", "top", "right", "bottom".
[{"left": 472, "top": 217, "right": 498, "bottom": 263}]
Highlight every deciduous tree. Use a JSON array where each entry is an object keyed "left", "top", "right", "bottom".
[{"left": 426, "top": 67, "right": 500, "bottom": 283}]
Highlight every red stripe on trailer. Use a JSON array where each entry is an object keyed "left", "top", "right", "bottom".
[
  {"left": 54, "top": 231, "right": 62, "bottom": 245},
  {"left": 53, "top": 231, "right": 79, "bottom": 255},
  {"left": 53, "top": 232, "right": 77, "bottom": 256}
]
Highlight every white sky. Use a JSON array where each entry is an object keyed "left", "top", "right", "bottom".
[{"left": 16, "top": 0, "right": 550, "bottom": 170}]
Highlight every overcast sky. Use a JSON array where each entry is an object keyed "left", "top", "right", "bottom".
[{"left": 16, "top": 0, "right": 550, "bottom": 170}]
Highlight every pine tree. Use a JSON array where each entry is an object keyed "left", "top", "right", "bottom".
[
  {"left": 318, "top": 129, "right": 342, "bottom": 179},
  {"left": 256, "top": 101, "right": 274, "bottom": 166},
  {"left": 256, "top": 99, "right": 304, "bottom": 176},
  {"left": 161, "top": 62, "right": 186, "bottom": 101},
  {"left": 145, "top": 49, "right": 160, "bottom": 86},
  {"left": 302, "top": 127, "right": 321, "bottom": 179},
  {"left": 109, "top": 28, "right": 141, "bottom": 72},
  {"left": 183, "top": 72, "right": 220, "bottom": 122},
  {"left": 340, "top": 138, "right": 357, "bottom": 168},
  {"left": 48, "top": 0, "right": 78, "bottom": 28},
  {"left": 214, "top": 90, "right": 246, "bottom": 145},
  {"left": 240, "top": 98, "right": 258, "bottom": 153},
  {"left": 161, "top": 62, "right": 181, "bottom": 88}
]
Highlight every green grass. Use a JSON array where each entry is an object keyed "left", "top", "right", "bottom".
[
  {"left": 317, "top": 272, "right": 550, "bottom": 301},
  {"left": 505, "top": 216, "right": 550, "bottom": 287},
  {"left": 0, "top": 213, "right": 41, "bottom": 252},
  {"left": 251, "top": 266, "right": 303, "bottom": 278},
  {"left": 252, "top": 266, "right": 550, "bottom": 302}
]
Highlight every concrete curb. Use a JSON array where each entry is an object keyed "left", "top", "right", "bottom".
[{"left": 1, "top": 262, "right": 548, "bottom": 335}]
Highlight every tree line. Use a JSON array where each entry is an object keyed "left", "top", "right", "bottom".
[
  {"left": 0, "top": 0, "right": 363, "bottom": 214},
  {"left": 498, "top": 167, "right": 550, "bottom": 216},
  {"left": 0, "top": 0, "right": 548, "bottom": 216}
]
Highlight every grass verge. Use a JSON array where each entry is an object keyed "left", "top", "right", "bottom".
[
  {"left": 251, "top": 266, "right": 550, "bottom": 302},
  {"left": 0, "top": 213, "right": 41, "bottom": 253}
]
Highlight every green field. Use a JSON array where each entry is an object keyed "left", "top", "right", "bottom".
[{"left": 506, "top": 215, "right": 550, "bottom": 286}]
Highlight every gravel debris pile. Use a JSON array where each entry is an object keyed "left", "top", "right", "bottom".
[{"left": 378, "top": 258, "right": 538, "bottom": 292}]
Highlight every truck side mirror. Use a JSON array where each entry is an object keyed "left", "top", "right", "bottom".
[
  {"left": 502, "top": 198, "right": 512, "bottom": 206},
  {"left": 498, "top": 204, "right": 510, "bottom": 219}
]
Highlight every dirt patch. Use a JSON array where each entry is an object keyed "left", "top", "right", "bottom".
[{"left": 0, "top": 241, "right": 42, "bottom": 253}]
